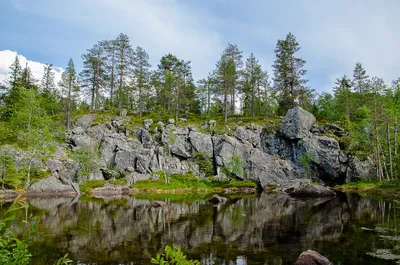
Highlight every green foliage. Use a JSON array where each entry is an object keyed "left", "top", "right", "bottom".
[
  {"left": 55, "top": 253, "right": 73, "bottom": 265},
  {"left": 223, "top": 180, "right": 257, "bottom": 188},
  {"left": 194, "top": 152, "right": 214, "bottom": 177},
  {"left": 226, "top": 154, "right": 246, "bottom": 178},
  {"left": 150, "top": 244, "right": 200, "bottom": 265},
  {"left": 109, "top": 178, "right": 127, "bottom": 186},
  {"left": 70, "top": 147, "right": 99, "bottom": 176},
  {"left": 300, "top": 152, "right": 314, "bottom": 179},
  {"left": 0, "top": 199, "right": 33, "bottom": 265},
  {"left": 79, "top": 180, "right": 107, "bottom": 193}
]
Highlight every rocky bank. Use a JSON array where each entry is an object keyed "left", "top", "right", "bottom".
[{"left": 1, "top": 107, "right": 375, "bottom": 195}]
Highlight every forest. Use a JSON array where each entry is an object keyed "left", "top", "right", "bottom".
[{"left": 1, "top": 32, "right": 400, "bottom": 183}]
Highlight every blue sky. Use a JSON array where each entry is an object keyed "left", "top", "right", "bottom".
[{"left": 1, "top": 0, "right": 400, "bottom": 93}]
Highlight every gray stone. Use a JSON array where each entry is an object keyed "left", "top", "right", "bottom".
[
  {"left": 179, "top": 118, "right": 187, "bottom": 123},
  {"left": 135, "top": 128, "right": 152, "bottom": 146},
  {"left": 114, "top": 150, "right": 137, "bottom": 172},
  {"left": 157, "top": 121, "right": 165, "bottom": 127},
  {"left": 167, "top": 118, "right": 175, "bottom": 125},
  {"left": 70, "top": 134, "right": 96, "bottom": 149},
  {"left": 209, "top": 120, "right": 217, "bottom": 127},
  {"left": 295, "top": 250, "right": 333, "bottom": 265},
  {"left": 280, "top": 106, "right": 316, "bottom": 140},
  {"left": 72, "top": 127, "right": 85, "bottom": 134},
  {"left": 301, "top": 135, "right": 341, "bottom": 182},
  {"left": 143, "top": 119, "right": 153, "bottom": 130},
  {"left": 27, "top": 175, "right": 78, "bottom": 195},
  {"left": 86, "top": 124, "right": 112, "bottom": 140},
  {"left": 87, "top": 169, "right": 104, "bottom": 181},
  {"left": 234, "top": 126, "right": 261, "bottom": 148},
  {"left": 136, "top": 154, "right": 151, "bottom": 174},
  {"left": 189, "top": 131, "right": 213, "bottom": 157},
  {"left": 347, "top": 157, "right": 374, "bottom": 181},
  {"left": 125, "top": 172, "right": 152, "bottom": 185},
  {"left": 75, "top": 114, "right": 97, "bottom": 130},
  {"left": 46, "top": 159, "right": 63, "bottom": 173},
  {"left": 0, "top": 190, "right": 19, "bottom": 198},
  {"left": 285, "top": 182, "right": 336, "bottom": 197}
]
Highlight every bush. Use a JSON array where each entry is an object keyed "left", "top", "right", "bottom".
[
  {"left": 194, "top": 152, "right": 213, "bottom": 177},
  {"left": 151, "top": 244, "right": 200, "bottom": 265}
]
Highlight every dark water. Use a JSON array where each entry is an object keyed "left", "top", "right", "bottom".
[{"left": 1, "top": 192, "right": 399, "bottom": 265}]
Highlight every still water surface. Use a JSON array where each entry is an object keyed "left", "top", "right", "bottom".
[{"left": 1, "top": 192, "right": 399, "bottom": 264}]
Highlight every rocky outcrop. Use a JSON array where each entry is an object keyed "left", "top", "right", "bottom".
[
  {"left": 295, "top": 250, "right": 332, "bottom": 265},
  {"left": 5, "top": 108, "right": 374, "bottom": 195}
]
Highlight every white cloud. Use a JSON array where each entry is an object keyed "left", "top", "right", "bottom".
[{"left": 0, "top": 50, "right": 63, "bottom": 88}]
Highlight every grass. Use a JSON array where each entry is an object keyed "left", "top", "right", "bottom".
[
  {"left": 79, "top": 180, "right": 107, "bottom": 193},
  {"left": 336, "top": 180, "right": 400, "bottom": 198}
]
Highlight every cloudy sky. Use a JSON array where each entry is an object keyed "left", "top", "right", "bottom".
[{"left": 1, "top": 0, "right": 400, "bottom": 93}]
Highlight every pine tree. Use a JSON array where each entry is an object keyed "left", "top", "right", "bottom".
[
  {"left": 132, "top": 46, "right": 151, "bottom": 117},
  {"left": 242, "top": 53, "right": 265, "bottom": 118},
  {"left": 215, "top": 54, "right": 236, "bottom": 122},
  {"left": 81, "top": 41, "right": 107, "bottom": 110},
  {"left": 40, "top": 64, "right": 58, "bottom": 115},
  {"left": 333, "top": 75, "right": 353, "bottom": 121},
  {"left": 353, "top": 62, "right": 370, "bottom": 94},
  {"left": 104, "top": 39, "right": 117, "bottom": 108},
  {"left": 8, "top": 56, "right": 22, "bottom": 89},
  {"left": 223, "top": 43, "right": 243, "bottom": 113},
  {"left": 272, "top": 32, "right": 308, "bottom": 114},
  {"left": 115, "top": 33, "right": 134, "bottom": 114},
  {"left": 41, "top": 64, "right": 56, "bottom": 92},
  {"left": 59, "top": 58, "right": 79, "bottom": 131}
]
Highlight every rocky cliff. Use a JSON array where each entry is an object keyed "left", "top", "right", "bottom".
[{"left": 23, "top": 106, "right": 374, "bottom": 194}]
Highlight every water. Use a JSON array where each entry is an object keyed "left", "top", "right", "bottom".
[{"left": 1, "top": 192, "right": 399, "bottom": 265}]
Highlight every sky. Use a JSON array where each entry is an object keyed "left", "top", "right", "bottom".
[{"left": 1, "top": 0, "right": 400, "bottom": 94}]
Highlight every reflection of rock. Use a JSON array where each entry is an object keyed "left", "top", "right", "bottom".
[
  {"left": 295, "top": 250, "right": 332, "bottom": 265},
  {"left": 152, "top": 201, "right": 166, "bottom": 207},
  {"left": 91, "top": 185, "right": 132, "bottom": 197},
  {"left": 208, "top": 194, "right": 227, "bottom": 204},
  {"left": 24, "top": 193, "right": 387, "bottom": 264}
]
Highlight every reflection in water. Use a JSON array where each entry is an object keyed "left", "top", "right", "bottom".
[{"left": 0, "top": 193, "right": 398, "bottom": 265}]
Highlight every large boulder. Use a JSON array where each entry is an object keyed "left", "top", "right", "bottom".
[
  {"left": 189, "top": 131, "right": 213, "bottom": 157},
  {"left": 346, "top": 156, "right": 374, "bottom": 182},
  {"left": 284, "top": 182, "right": 336, "bottom": 197},
  {"left": 300, "top": 136, "right": 341, "bottom": 183},
  {"left": 295, "top": 250, "right": 332, "bottom": 265},
  {"left": 75, "top": 114, "right": 97, "bottom": 130},
  {"left": 280, "top": 106, "right": 316, "bottom": 140},
  {"left": 245, "top": 149, "right": 297, "bottom": 187},
  {"left": 114, "top": 150, "right": 137, "bottom": 172},
  {"left": 26, "top": 175, "right": 79, "bottom": 196}
]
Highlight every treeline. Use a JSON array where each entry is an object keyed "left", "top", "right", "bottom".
[{"left": 1, "top": 32, "right": 400, "bottom": 181}]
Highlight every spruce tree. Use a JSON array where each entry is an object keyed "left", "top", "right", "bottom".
[
  {"left": 8, "top": 56, "right": 22, "bottom": 89},
  {"left": 223, "top": 43, "right": 243, "bottom": 113},
  {"left": 40, "top": 64, "right": 58, "bottom": 115},
  {"left": 115, "top": 33, "right": 134, "bottom": 114},
  {"left": 132, "top": 46, "right": 151, "bottom": 117},
  {"left": 242, "top": 53, "right": 265, "bottom": 118},
  {"left": 353, "top": 62, "right": 370, "bottom": 94},
  {"left": 59, "top": 58, "right": 79, "bottom": 131},
  {"left": 272, "top": 32, "right": 308, "bottom": 114},
  {"left": 81, "top": 41, "right": 107, "bottom": 110}
]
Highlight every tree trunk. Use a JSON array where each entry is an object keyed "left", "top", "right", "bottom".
[
  {"left": 118, "top": 48, "right": 125, "bottom": 115},
  {"left": 110, "top": 48, "right": 115, "bottom": 107},
  {"left": 387, "top": 117, "right": 393, "bottom": 180}
]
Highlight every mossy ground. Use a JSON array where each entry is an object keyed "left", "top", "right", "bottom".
[{"left": 335, "top": 181, "right": 400, "bottom": 199}]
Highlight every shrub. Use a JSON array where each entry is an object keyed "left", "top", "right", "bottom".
[
  {"left": 151, "top": 244, "right": 200, "bottom": 265},
  {"left": 194, "top": 152, "right": 214, "bottom": 177},
  {"left": 79, "top": 180, "right": 107, "bottom": 193}
]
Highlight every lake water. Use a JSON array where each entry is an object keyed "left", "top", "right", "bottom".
[{"left": 1, "top": 192, "right": 399, "bottom": 264}]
